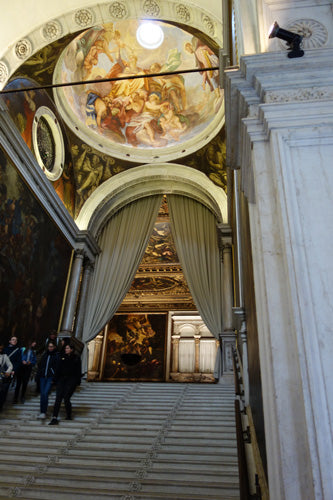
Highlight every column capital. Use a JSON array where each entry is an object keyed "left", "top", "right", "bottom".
[
  {"left": 194, "top": 335, "right": 201, "bottom": 345},
  {"left": 217, "top": 223, "right": 233, "bottom": 249},
  {"left": 232, "top": 307, "right": 246, "bottom": 331},
  {"left": 74, "top": 248, "right": 86, "bottom": 259}
]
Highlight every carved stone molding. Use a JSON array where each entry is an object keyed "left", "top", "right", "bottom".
[
  {"left": 15, "top": 39, "right": 32, "bottom": 60},
  {"left": 41, "top": 21, "right": 62, "bottom": 41},
  {"left": 202, "top": 14, "right": 215, "bottom": 37},
  {"left": 109, "top": 1, "right": 128, "bottom": 19},
  {"left": 286, "top": 19, "right": 328, "bottom": 50},
  {"left": 74, "top": 9, "right": 94, "bottom": 28},
  {"left": 0, "top": 61, "right": 8, "bottom": 83},
  {"left": 0, "top": 1, "right": 223, "bottom": 88},
  {"left": 175, "top": 3, "right": 191, "bottom": 23},
  {"left": 142, "top": 0, "right": 161, "bottom": 17}
]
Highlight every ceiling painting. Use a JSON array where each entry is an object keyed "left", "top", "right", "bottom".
[
  {"left": 53, "top": 20, "right": 224, "bottom": 162},
  {"left": 10, "top": 23, "right": 227, "bottom": 221}
]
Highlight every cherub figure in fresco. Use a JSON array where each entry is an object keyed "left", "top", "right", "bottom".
[
  {"left": 124, "top": 91, "right": 167, "bottom": 147},
  {"left": 185, "top": 39, "right": 220, "bottom": 94},
  {"left": 158, "top": 102, "right": 187, "bottom": 140},
  {"left": 73, "top": 24, "right": 118, "bottom": 80},
  {"left": 83, "top": 40, "right": 110, "bottom": 78},
  {"left": 83, "top": 27, "right": 132, "bottom": 81}
]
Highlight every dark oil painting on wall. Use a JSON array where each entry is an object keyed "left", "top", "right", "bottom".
[
  {"left": 103, "top": 313, "right": 167, "bottom": 381},
  {"left": 0, "top": 147, "right": 72, "bottom": 347},
  {"left": 4, "top": 77, "right": 76, "bottom": 218}
]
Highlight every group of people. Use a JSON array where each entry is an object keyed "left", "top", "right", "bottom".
[{"left": 0, "top": 334, "right": 81, "bottom": 425}]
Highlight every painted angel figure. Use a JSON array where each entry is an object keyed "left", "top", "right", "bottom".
[{"left": 185, "top": 38, "right": 219, "bottom": 92}]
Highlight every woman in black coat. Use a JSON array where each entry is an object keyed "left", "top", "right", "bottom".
[{"left": 49, "top": 344, "right": 81, "bottom": 425}]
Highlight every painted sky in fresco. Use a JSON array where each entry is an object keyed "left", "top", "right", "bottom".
[{"left": 54, "top": 20, "right": 223, "bottom": 153}]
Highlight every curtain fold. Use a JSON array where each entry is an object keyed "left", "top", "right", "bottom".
[
  {"left": 168, "top": 195, "right": 224, "bottom": 376},
  {"left": 82, "top": 195, "right": 162, "bottom": 344}
]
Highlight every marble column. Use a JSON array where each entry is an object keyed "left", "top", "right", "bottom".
[
  {"left": 222, "top": 243, "right": 233, "bottom": 331},
  {"left": 60, "top": 249, "right": 84, "bottom": 336},
  {"left": 171, "top": 335, "right": 180, "bottom": 373},
  {"left": 89, "top": 333, "right": 103, "bottom": 380},
  {"left": 74, "top": 259, "right": 94, "bottom": 340},
  {"left": 217, "top": 224, "right": 236, "bottom": 375},
  {"left": 194, "top": 334, "right": 201, "bottom": 373}
]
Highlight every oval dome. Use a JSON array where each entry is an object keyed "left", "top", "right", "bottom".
[{"left": 53, "top": 20, "right": 224, "bottom": 163}]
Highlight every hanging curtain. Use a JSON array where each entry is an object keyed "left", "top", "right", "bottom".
[
  {"left": 168, "top": 194, "right": 224, "bottom": 377},
  {"left": 82, "top": 195, "right": 162, "bottom": 344}
]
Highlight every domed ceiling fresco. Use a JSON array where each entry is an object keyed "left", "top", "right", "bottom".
[
  {"left": 53, "top": 20, "right": 224, "bottom": 162},
  {"left": 6, "top": 21, "right": 226, "bottom": 219}
]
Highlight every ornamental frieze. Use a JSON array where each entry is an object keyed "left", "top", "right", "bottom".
[
  {"left": 74, "top": 9, "right": 94, "bottom": 28},
  {"left": 109, "top": 1, "right": 128, "bottom": 19},
  {"left": 41, "top": 21, "right": 62, "bottom": 41},
  {"left": 15, "top": 39, "right": 32, "bottom": 60}
]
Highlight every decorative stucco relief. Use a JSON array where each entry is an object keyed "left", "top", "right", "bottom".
[
  {"left": 15, "top": 39, "right": 33, "bottom": 60},
  {"left": 109, "top": 2, "right": 128, "bottom": 19},
  {"left": 74, "top": 9, "right": 95, "bottom": 28},
  {"left": 0, "top": 61, "right": 9, "bottom": 83},
  {"left": 0, "top": 1, "right": 223, "bottom": 87},
  {"left": 279, "top": 19, "right": 328, "bottom": 50},
  {"left": 41, "top": 21, "right": 63, "bottom": 41},
  {"left": 175, "top": 4, "right": 191, "bottom": 23},
  {"left": 142, "top": 0, "right": 161, "bottom": 17},
  {"left": 202, "top": 14, "right": 215, "bottom": 37}
]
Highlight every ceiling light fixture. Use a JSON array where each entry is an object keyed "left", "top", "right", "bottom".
[
  {"left": 136, "top": 22, "right": 164, "bottom": 49},
  {"left": 269, "top": 21, "right": 304, "bottom": 58}
]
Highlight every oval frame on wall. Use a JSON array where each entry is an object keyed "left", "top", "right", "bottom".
[{"left": 32, "top": 105, "right": 65, "bottom": 181}]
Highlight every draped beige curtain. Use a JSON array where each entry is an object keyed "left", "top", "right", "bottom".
[
  {"left": 82, "top": 195, "right": 162, "bottom": 344},
  {"left": 168, "top": 195, "right": 224, "bottom": 376}
]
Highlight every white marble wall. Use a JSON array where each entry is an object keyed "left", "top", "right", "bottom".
[
  {"left": 233, "top": 0, "right": 333, "bottom": 60},
  {"left": 225, "top": 48, "right": 333, "bottom": 500}
]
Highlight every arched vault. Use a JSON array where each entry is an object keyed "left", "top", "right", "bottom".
[{"left": 75, "top": 163, "right": 227, "bottom": 237}]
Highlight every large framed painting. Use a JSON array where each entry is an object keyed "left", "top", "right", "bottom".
[
  {"left": 0, "top": 146, "right": 72, "bottom": 347},
  {"left": 103, "top": 313, "right": 167, "bottom": 381}
]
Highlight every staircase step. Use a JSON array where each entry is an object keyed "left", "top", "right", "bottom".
[{"left": 0, "top": 380, "right": 240, "bottom": 499}]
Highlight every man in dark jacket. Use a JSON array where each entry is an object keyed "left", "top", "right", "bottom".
[
  {"left": 37, "top": 341, "right": 59, "bottom": 419},
  {"left": 49, "top": 344, "right": 81, "bottom": 425}
]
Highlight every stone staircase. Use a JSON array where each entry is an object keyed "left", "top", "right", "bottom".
[{"left": 0, "top": 380, "right": 240, "bottom": 499}]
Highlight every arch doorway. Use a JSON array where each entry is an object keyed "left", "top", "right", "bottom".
[{"left": 81, "top": 165, "right": 229, "bottom": 383}]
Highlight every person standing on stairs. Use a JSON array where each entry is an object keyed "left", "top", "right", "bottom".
[
  {"left": 49, "top": 343, "right": 81, "bottom": 425},
  {"left": 3, "top": 336, "right": 22, "bottom": 403},
  {"left": 14, "top": 339, "right": 37, "bottom": 403},
  {"left": 37, "top": 341, "right": 59, "bottom": 419},
  {"left": 0, "top": 343, "right": 13, "bottom": 411}
]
